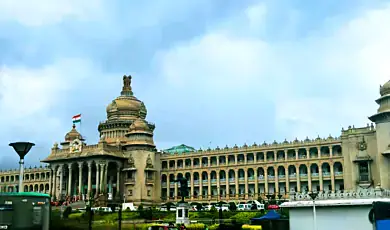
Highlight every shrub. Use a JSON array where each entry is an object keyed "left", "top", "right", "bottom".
[
  {"left": 186, "top": 223, "right": 205, "bottom": 230},
  {"left": 241, "top": 224, "right": 262, "bottom": 230},
  {"left": 230, "top": 212, "right": 261, "bottom": 224},
  {"left": 209, "top": 224, "right": 219, "bottom": 230}
]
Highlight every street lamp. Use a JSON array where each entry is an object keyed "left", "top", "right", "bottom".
[
  {"left": 217, "top": 187, "right": 223, "bottom": 224},
  {"left": 309, "top": 191, "right": 319, "bottom": 230},
  {"left": 9, "top": 142, "right": 35, "bottom": 193}
]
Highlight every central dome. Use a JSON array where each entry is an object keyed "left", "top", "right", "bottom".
[
  {"left": 380, "top": 80, "right": 390, "bottom": 96},
  {"left": 106, "top": 75, "right": 147, "bottom": 120}
]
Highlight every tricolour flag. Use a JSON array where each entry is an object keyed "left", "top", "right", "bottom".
[{"left": 72, "top": 114, "right": 81, "bottom": 123}]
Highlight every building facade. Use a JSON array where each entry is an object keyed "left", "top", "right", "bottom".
[{"left": 1, "top": 76, "right": 390, "bottom": 205}]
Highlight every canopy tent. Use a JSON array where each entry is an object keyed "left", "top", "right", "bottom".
[{"left": 251, "top": 210, "right": 281, "bottom": 221}]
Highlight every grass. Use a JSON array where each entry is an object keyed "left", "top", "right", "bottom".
[{"left": 52, "top": 209, "right": 268, "bottom": 229}]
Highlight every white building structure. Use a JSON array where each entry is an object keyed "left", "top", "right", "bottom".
[{"left": 281, "top": 185, "right": 390, "bottom": 230}]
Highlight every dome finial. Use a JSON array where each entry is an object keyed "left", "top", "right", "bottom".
[
  {"left": 72, "top": 124, "right": 76, "bottom": 129},
  {"left": 121, "top": 75, "right": 133, "bottom": 96}
]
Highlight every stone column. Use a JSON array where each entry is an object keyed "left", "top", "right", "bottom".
[
  {"left": 329, "top": 146, "right": 333, "bottom": 157},
  {"left": 87, "top": 162, "right": 92, "bottom": 198},
  {"left": 226, "top": 172, "right": 230, "bottom": 199},
  {"left": 78, "top": 162, "right": 83, "bottom": 196},
  {"left": 296, "top": 165, "right": 301, "bottom": 193},
  {"left": 244, "top": 169, "right": 248, "bottom": 199},
  {"left": 308, "top": 164, "right": 312, "bottom": 192},
  {"left": 167, "top": 175, "right": 170, "bottom": 199},
  {"left": 264, "top": 168, "right": 269, "bottom": 194},
  {"left": 190, "top": 174, "right": 194, "bottom": 201},
  {"left": 216, "top": 171, "right": 220, "bottom": 200},
  {"left": 319, "top": 166, "right": 324, "bottom": 191},
  {"left": 104, "top": 164, "right": 108, "bottom": 193},
  {"left": 275, "top": 168, "right": 279, "bottom": 195},
  {"left": 207, "top": 172, "right": 211, "bottom": 200},
  {"left": 175, "top": 182, "right": 178, "bottom": 200},
  {"left": 49, "top": 168, "right": 53, "bottom": 196},
  {"left": 95, "top": 163, "right": 100, "bottom": 195},
  {"left": 306, "top": 148, "right": 310, "bottom": 159},
  {"left": 100, "top": 163, "right": 105, "bottom": 193},
  {"left": 254, "top": 169, "right": 258, "bottom": 199},
  {"left": 285, "top": 167, "right": 289, "bottom": 195},
  {"left": 52, "top": 168, "right": 57, "bottom": 198},
  {"left": 59, "top": 165, "right": 63, "bottom": 199},
  {"left": 199, "top": 172, "right": 203, "bottom": 200},
  {"left": 116, "top": 166, "right": 121, "bottom": 196},
  {"left": 330, "top": 164, "right": 335, "bottom": 191},
  {"left": 67, "top": 165, "right": 73, "bottom": 196},
  {"left": 235, "top": 169, "right": 239, "bottom": 198}
]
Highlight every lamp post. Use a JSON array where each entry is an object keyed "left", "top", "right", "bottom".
[
  {"left": 277, "top": 194, "right": 283, "bottom": 205},
  {"left": 9, "top": 142, "right": 35, "bottom": 193},
  {"left": 309, "top": 191, "right": 318, "bottom": 230},
  {"left": 217, "top": 187, "right": 223, "bottom": 224}
]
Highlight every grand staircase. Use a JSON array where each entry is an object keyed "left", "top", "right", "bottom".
[{"left": 69, "top": 200, "right": 86, "bottom": 209}]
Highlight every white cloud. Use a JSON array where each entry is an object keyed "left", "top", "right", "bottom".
[
  {"left": 0, "top": 59, "right": 95, "bottom": 140},
  {"left": 159, "top": 33, "right": 271, "bottom": 91},
  {"left": 156, "top": 2, "right": 390, "bottom": 139},
  {"left": 0, "top": 0, "right": 106, "bottom": 26}
]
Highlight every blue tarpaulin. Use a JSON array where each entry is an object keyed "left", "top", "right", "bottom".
[{"left": 251, "top": 210, "right": 281, "bottom": 221}]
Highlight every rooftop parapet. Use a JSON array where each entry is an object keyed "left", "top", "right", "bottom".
[
  {"left": 161, "top": 135, "right": 342, "bottom": 156},
  {"left": 341, "top": 123, "right": 375, "bottom": 136}
]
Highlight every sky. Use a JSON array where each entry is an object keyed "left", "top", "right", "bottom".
[{"left": 0, "top": 0, "right": 390, "bottom": 169}]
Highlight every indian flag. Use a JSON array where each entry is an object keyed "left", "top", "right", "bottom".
[{"left": 72, "top": 114, "right": 81, "bottom": 123}]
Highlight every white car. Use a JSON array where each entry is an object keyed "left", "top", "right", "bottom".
[
  {"left": 237, "top": 204, "right": 252, "bottom": 211},
  {"left": 216, "top": 204, "right": 229, "bottom": 211}
]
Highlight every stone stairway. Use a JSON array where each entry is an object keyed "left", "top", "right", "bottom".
[{"left": 69, "top": 200, "right": 86, "bottom": 209}]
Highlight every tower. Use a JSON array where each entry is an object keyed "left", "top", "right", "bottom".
[
  {"left": 98, "top": 75, "right": 160, "bottom": 206},
  {"left": 369, "top": 80, "right": 390, "bottom": 188},
  {"left": 123, "top": 117, "right": 160, "bottom": 206},
  {"left": 98, "top": 75, "right": 151, "bottom": 145}
]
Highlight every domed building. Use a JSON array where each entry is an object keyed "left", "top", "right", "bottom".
[{"left": 2, "top": 76, "right": 390, "bottom": 207}]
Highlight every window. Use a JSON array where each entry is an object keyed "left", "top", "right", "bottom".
[
  {"left": 129, "top": 190, "right": 133, "bottom": 196},
  {"left": 359, "top": 162, "right": 370, "bottom": 181},
  {"left": 178, "top": 209, "right": 182, "bottom": 218},
  {"left": 147, "top": 189, "right": 151, "bottom": 196}
]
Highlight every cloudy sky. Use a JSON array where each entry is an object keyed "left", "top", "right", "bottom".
[{"left": 0, "top": 0, "right": 389, "bottom": 169}]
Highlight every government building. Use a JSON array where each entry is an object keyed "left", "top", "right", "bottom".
[{"left": 1, "top": 76, "right": 390, "bottom": 206}]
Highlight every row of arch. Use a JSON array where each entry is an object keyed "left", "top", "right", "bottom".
[
  {"left": 0, "top": 171, "right": 51, "bottom": 183},
  {"left": 161, "top": 162, "right": 343, "bottom": 183},
  {"left": 0, "top": 184, "right": 49, "bottom": 193},
  {"left": 162, "top": 145, "right": 342, "bottom": 169}
]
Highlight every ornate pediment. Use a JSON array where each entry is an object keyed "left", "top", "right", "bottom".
[
  {"left": 145, "top": 154, "right": 153, "bottom": 168},
  {"left": 70, "top": 139, "right": 82, "bottom": 153},
  {"left": 354, "top": 136, "right": 372, "bottom": 162},
  {"left": 357, "top": 137, "right": 368, "bottom": 151}
]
